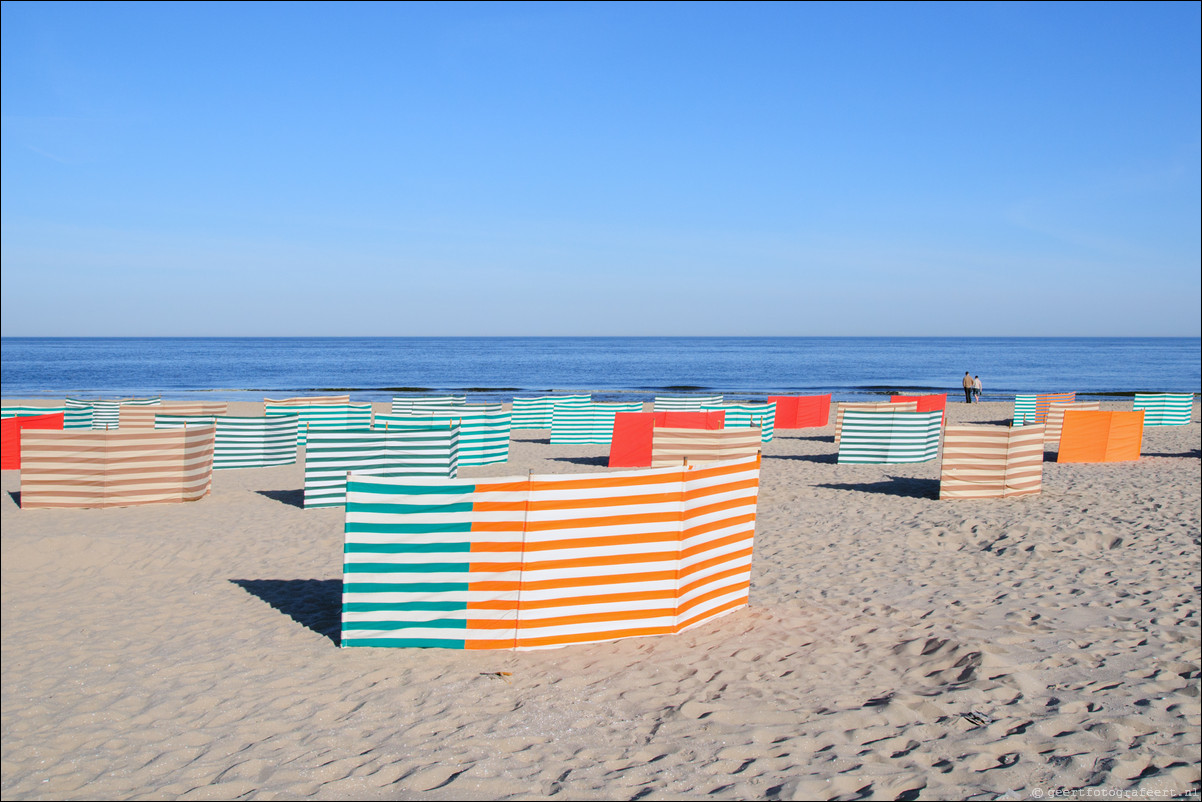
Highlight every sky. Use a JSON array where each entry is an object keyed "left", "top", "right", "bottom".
[{"left": 2, "top": 1, "right": 1199, "bottom": 337}]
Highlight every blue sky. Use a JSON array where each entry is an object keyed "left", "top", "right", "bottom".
[{"left": 2, "top": 1, "right": 1199, "bottom": 336}]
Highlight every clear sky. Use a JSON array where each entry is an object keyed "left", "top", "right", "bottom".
[{"left": 2, "top": 1, "right": 1199, "bottom": 337}]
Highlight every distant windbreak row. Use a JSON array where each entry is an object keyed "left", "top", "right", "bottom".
[
  {"left": 1, "top": 391, "right": 1194, "bottom": 652},
  {"left": 1, "top": 391, "right": 1192, "bottom": 510}
]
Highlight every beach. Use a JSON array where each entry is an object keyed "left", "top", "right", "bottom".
[{"left": 2, "top": 399, "right": 1199, "bottom": 800}]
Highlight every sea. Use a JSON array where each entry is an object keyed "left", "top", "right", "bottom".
[{"left": 1, "top": 337, "right": 1199, "bottom": 404}]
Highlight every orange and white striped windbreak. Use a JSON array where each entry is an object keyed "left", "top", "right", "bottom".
[{"left": 341, "top": 455, "right": 761, "bottom": 650}]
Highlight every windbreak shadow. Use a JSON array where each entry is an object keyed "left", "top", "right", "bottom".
[
  {"left": 816, "top": 477, "right": 940, "bottom": 499},
  {"left": 231, "top": 578, "right": 342, "bottom": 645},
  {"left": 1143, "top": 449, "right": 1202, "bottom": 459},
  {"left": 8, "top": 491, "right": 20, "bottom": 506},
  {"left": 551, "top": 455, "right": 611, "bottom": 467},
  {"left": 775, "top": 433, "right": 832, "bottom": 442},
  {"left": 772, "top": 453, "right": 838, "bottom": 464},
  {"left": 511, "top": 435, "right": 550, "bottom": 444},
  {"left": 256, "top": 488, "right": 304, "bottom": 508}
]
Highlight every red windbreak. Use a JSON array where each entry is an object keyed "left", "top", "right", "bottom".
[
  {"left": 1, "top": 413, "right": 65, "bottom": 470},
  {"left": 608, "top": 411, "right": 726, "bottom": 468},
  {"left": 769, "top": 395, "right": 831, "bottom": 428}
]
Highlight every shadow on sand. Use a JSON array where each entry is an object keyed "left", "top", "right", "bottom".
[
  {"left": 816, "top": 476, "right": 940, "bottom": 499},
  {"left": 550, "top": 455, "right": 611, "bottom": 467},
  {"left": 255, "top": 489, "right": 305, "bottom": 508},
  {"left": 231, "top": 578, "right": 342, "bottom": 645},
  {"left": 771, "top": 453, "right": 838, "bottom": 464},
  {"left": 1142, "top": 448, "right": 1202, "bottom": 459}
]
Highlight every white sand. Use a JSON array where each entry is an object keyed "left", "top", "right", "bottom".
[{"left": 2, "top": 400, "right": 1199, "bottom": 800}]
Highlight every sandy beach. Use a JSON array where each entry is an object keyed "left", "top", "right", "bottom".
[{"left": 2, "top": 398, "right": 1199, "bottom": 801}]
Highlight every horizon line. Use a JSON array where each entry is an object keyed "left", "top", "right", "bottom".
[{"left": 3, "top": 334, "right": 1200, "bottom": 340}]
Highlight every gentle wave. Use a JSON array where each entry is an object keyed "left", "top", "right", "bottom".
[{"left": 2, "top": 336, "right": 1199, "bottom": 403}]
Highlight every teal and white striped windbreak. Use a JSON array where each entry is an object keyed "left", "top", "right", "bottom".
[
  {"left": 1012, "top": 393, "right": 1076, "bottom": 426},
  {"left": 266, "top": 402, "right": 373, "bottom": 446},
  {"left": 157, "top": 414, "right": 298, "bottom": 469},
  {"left": 653, "top": 394, "right": 723, "bottom": 412},
  {"left": 303, "top": 426, "right": 459, "bottom": 508},
  {"left": 2, "top": 405, "right": 93, "bottom": 429},
  {"left": 375, "top": 407, "right": 511, "bottom": 466},
  {"left": 1133, "top": 393, "right": 1194, "bottom": 426},
  {"left": 701, "top": 402, "right": 776, "bottom": 442},
  {"left": 550, "top": 402, "right": 644, "bottom": 444},
  {"left": 510, "top": 395, "right": 591, "bottom": 429},
  {"left": 837, "top": 409, "right": 943, "bottom": 464},
  {"left": 390, "top": 396, "right": 468, "bottom": 414},
  {"left": 66, "top": 396, "right": 160, "bottom": 429}
]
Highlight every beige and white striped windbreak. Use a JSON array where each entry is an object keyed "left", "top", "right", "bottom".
[
  {"left": 939, "top": 424, "right": 1045, "bottom": 500},
  {"left": 66, "top": 396, "right": 161, "bottom": 429},
  {"left": 1042, "top": 401, "right": 1101, "bottom": 445},
  {"left": 118, "top": 402, "right": 229, "bottom": 429},
  {"left": 19, "top": 426, "right": 215, "bottom": 509},
  {"left": 650, "top": 427, "right": 763, "bottom": 468}
]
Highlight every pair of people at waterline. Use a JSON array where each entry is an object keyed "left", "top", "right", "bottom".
[{"left": 962, "top": 371, "right": 982, "bottom": 403}]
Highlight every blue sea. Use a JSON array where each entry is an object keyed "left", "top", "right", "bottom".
[{"left": 1, "top": 337, "right": 1198, "bottom": 403}]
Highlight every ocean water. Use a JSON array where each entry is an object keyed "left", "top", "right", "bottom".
[{"left": 1, "top": 337, "right": 1198, "bottom": 403}]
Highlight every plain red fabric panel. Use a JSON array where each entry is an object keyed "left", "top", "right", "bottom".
[
  {"left": 769, "top": 396, "right": 800, "bottom": 428},
  {"left": 1, "top": 420, "right": 19, "bottom": 469},
  {"left": 655, "top": 411, "right": 725, "bottom": 429},
  {"left": 769, "top": 395, "right": 831, "bottom": 428},
  {"left": 608, "top": 413, "right": 655, "bottom": 468},
  {"left": 795, "top": 395, "right": 831, "bottom": 427},
  {"left": 1, "top": 413, "right": 65, "bottom": 470},
  {"left": 892, "top": 393, "right": 947, "bottom": 422},
  {"left": 921, "top": 393, "right": 947, "bottom": 414},
  {"left": 891, "top": 394, "right": 946, "bottom": 414},
  {"left": 609, "top": 411, "right": 728, "bottom": 467}
]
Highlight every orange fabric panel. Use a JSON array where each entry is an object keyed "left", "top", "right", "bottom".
[
  {"left": 1103, "top": 411, "right": 1144, "bottom": 461},
  {"left": 1057, "top": 410, "right": 1144, "bottom": 463},
  {"left": 769, "top": 395, "right": 831, "bottom": 428},
  {"left": 1057, "top": 411, "right": 1112, "bottom": 462},
  {"left": 1, "top": 413, "right": 65, "bottom": 470}
]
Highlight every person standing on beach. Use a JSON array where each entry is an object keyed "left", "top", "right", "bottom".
[
  {"left": 973, "top": 375, "right": 982, "bottom": 403},
  {"left": 962, "top": 371, "right": 974, "bottom": 403}
]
